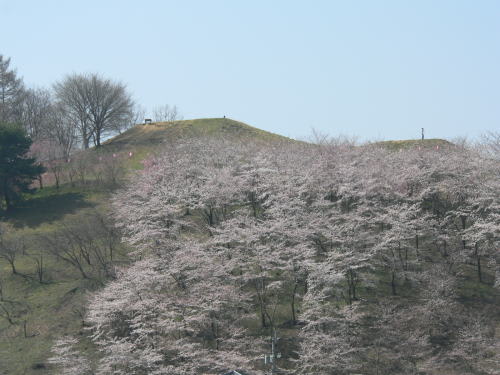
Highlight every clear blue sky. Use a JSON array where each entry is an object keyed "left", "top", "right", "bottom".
[{"left": 1, "top": 0, "right": 499, "bottom": 141}]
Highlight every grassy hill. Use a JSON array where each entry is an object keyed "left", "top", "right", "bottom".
[
  {"left": 0, "top": 118, "right": 491, "bottom": 374},
  {"left": 0, "top": 118, "right": 293, "bottom": 374},
  {"left": 102, "top": 118, "right": 298, "bottom": 171},
  {"left": 104, "top": 118, "right": 294, "bottom": 148}
]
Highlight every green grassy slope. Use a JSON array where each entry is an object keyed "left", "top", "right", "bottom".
[
  {"left": 102, "top": 118, "right": 298, "bottom": 172},
  {"left": 0, "top": 186, "right": 105, "bottom": 374},
  {"left": 104, "top": 118, "right": 294, "bottom": 148},
  {"left": 373, "top": 138, "right": 453, "bottom": 150}
]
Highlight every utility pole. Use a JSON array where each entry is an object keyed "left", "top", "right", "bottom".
[
  {"left": 421, "top": 128, "right": 424, "bottom": 140},
  {"left": 264, "top": 327, "right": 281, "bottom": 374}
]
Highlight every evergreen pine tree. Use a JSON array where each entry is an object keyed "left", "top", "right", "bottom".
[{"left": 0, "top": 122, "right": 44, "bottom": 210}]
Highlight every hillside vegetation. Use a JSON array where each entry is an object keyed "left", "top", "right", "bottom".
[
  {"left": 100, "top": 137, "right": 499, "bottom": 374},
  {"left": 0, "top": 118, "right": 293, "bottom": 374},
  {"left": 0, "top": 119, "right": 498, "bottom": 375}
]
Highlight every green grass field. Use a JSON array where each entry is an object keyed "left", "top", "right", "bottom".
[{"left": 0, "top": 186, "right": 103, "bottom": 374}]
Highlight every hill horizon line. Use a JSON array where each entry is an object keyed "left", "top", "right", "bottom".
[{"left": 105, "top": 117, "right": 451, "bottom": 149}]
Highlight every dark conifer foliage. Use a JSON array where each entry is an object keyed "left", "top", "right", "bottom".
[{"left": 0, "top": 122, "right": 45, "bottom": 210}]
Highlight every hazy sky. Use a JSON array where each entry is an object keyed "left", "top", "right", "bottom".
[{"left": 1, "top": 0, "right": 499, "bottom": 141}]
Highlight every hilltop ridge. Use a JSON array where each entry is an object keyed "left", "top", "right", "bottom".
[
  {"left": 373, "top": 138, "right": 454, "bottom": 150},
  {"left": 104, "top": 117, "right": 454, "bottom": 156},
  {"left": 104, "top": 118, "right": 294, "bottom": 149}
]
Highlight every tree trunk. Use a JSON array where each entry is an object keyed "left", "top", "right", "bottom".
[
  {"left": 291, "top": 281, "right": 298, "bottom": 324},
  {"left": 260, "top": 303, "right": 267, "bottom": 328},
  {"left": 0, "top": 305, "right": 15, "bottom": 325},
  {"left": 415, "top": 232, "right": 420, "bottom": 260},
  {"left": 346, "top": 269, "right": 357, "bottom": 305},
  {"left": 36, "top": 254, "right": 43, "bottom": 283},
  {"left": 349, "top": 269, "right": 357, "bottom": 301},
  {"left": 391, "top": 271, "right": 397, "bottom": 295},
  {"left": 475, "top": 243, "right": 482, "bottom": 283},
  {"left": 95, "top": 131, "right": 101, "bottom": 147},
  {"left": 82, "top": 132, "right": 90, "bottom": 149},
  {"left": 255, "top": 278, "right": 268, "bottom": 328},
  {"left": 54, "top": 171, "right": 59, "bottom": 189},
  {"left": 9, "top": 260, "right": 17, "bottom": 275},
  {"left": 477, "top": 255, "right": 482, "bottom": 283}
]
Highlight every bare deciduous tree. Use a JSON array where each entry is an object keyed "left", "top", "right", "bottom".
[
  {"left": 85, "top": 74, "right": 135, "bottom": 147},
  {"left": 54, "top": 73, "right": 134, "bottom": 148},
  {"left": 42, "top": 210, "right": 121, "bottom": 280},
  {"left": 152, "top": 104, "right": 182, "bottom": 123},
  {"left": 46, "top": 104, "right": 78, "bottom": 161},
  {"left": 0, "top": 225, "right": 25, "bottom": 275},
  {"left": 481, "top": 131, "right": 500, "bottom": 159},
  {"left": 53, "top": 74, "right": 92, "bottom": 149},
  {"left": 19, "top": 87, "right": 52, "bottom": 140}
]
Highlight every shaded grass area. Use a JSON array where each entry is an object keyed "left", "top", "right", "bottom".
[
  {"left": 0, "top": 184, "right": 119, "bottom": 374},
  {"left": 1, "top": 185, "right": 96, "bottom": 229}
]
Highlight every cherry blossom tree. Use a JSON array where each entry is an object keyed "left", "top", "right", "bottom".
[
  {"left": 86, "top": 243, "right": 262, "bottom": 374},
  {"left": 51, "top": 135, "right": 499, "bottom": 374},
  {"left": 48, "top": 336, "right": 92, "bottom": 375},
  {"left": 296, "top": 143, "right": 499, "bottom": 374}
]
